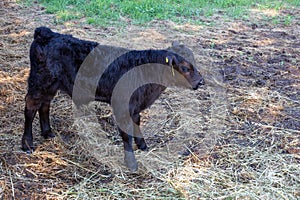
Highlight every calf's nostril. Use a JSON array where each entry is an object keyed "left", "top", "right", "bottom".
[{"left": 198, "top": 79, "right": 205, "bottom": 86}]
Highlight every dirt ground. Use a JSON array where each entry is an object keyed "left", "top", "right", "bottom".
[{"left": 0, "top": 1, "right": 299, "bottom": 199}]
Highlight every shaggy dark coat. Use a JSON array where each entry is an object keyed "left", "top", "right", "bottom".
[{"left": 22, "top": 27, "right": 204, "bottom": 172}]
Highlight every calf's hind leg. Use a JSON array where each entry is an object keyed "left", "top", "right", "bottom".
[
  {"left": 39, "top": 96, "right": 55, "bottom": 139},
  {"left": 22, "top": 94, "right": 41, "bottom": 152},
  {"left": 22, "top": 94, "right": 55, "bottom": 152}
]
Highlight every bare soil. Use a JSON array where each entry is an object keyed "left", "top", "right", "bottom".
[{"left": 0, "top": 1, "right": 299, "bottom": 199}]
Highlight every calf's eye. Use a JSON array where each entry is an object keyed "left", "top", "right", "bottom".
[{"left": 181, "top": 66, "right": 190, "bottom": 73}]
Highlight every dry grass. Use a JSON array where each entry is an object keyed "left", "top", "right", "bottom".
[{"left": 1, "top": 1, "right": 300, "bottom": 199}]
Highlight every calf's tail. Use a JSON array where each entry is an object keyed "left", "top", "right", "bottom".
[{"left": 33, "top": 26, "right": 56, "bottom": 44}]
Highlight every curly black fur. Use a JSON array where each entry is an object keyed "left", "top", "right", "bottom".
[{"left": 22, "top": 27, "right": 204, "bottom": 171}]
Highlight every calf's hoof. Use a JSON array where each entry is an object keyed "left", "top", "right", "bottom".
[
  {"left": 21, "top": 137, "right": 34, "bottom": 153},
  {"left": 135, "top": 138, "right": 148, "bottom": 151},
  {"left": 138, "top": 143, "right": 148, "bottom": 151},
  {"left": 124, "top": 151, "right": 138, "bottom": 172},
  {"left": 41, "top": 130, "right": 55, "bottom": 139}
]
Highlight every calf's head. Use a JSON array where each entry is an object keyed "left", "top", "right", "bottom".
[{"left": 165, "top": 54, "right": 205, "bottom": 90}]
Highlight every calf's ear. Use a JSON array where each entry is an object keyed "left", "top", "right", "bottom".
[{"left": 166, "top": 55, "right": 179, "bottom": 67}]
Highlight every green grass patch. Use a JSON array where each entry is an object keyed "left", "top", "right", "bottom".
[{"left": 22, "top": 0, "right": 300, "bottom": 27}]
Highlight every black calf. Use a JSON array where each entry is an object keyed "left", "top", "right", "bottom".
[{"left": 22, "top": 27, "right": 205, "bottom": 172}]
